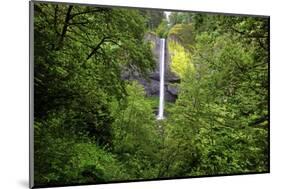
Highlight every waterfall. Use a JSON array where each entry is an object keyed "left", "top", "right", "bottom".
[{"left": 157, "top": 38, "right": 165, "bottom": 120}]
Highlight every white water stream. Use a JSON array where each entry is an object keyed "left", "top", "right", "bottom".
[{"left": 157, "top": 38, "right": 165, "bottom": 120}]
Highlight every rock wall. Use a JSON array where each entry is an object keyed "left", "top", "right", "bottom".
[{"left": 122, "top": 32, "right": 180, "bottom": 102}]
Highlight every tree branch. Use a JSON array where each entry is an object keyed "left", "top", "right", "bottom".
[
  {"left": 57, "top": 5, "right": 73, "bottom": 49},
  {"left": 86, "top": 37, "right": 109, "bottom": 60}
]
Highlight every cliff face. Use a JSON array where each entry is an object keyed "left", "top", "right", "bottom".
[{"left": 122, "top": 32, "right": 180, "bottom": 102}]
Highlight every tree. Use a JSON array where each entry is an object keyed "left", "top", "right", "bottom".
[
  {"left": 33, "top": 2, "right": 157, "bottom": 185},
  {"left": 111, "top": 82, "right": 161, "bottom": 179},
  {"left": 164, "top": 16, "right": 269, "bottom": 176}
]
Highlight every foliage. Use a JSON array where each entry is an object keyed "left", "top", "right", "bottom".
[
  {"left": 34, "top": 116, "right": 128, "bottom": 185},
  {"left": 169, "top": 12, "right": 195, "bottom": 26},
  {"left": 168, "top": 40, "right": 194, "bottom": 78},
  {"left": 111, "top": 82, "right": 161, "bottom": 179},
  {"left": 155, "top": 19, "right": 170, "bottom": 38},
  {"left": 162, "top": 16, "right": 269, "bottom": 176},
  {"left": 33, "top": 2, "right": 269, "bottom": 186},
  {"left": 168, "top": 23, "right": 195, "bottom": 51},
  {"left": 141, "top": 10, "right": 165, "bottom": 30},
  {"left": 33, "top": 2, "right": 156, "bottom": 185}
]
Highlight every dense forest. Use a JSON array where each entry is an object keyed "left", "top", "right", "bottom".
[{"left": 33, "top": 2, "right": 269, "bottom": 187}]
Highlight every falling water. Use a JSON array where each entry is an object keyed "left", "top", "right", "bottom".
[{"left": 157, "top": 38, "right": 165, "bottom": 120}]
